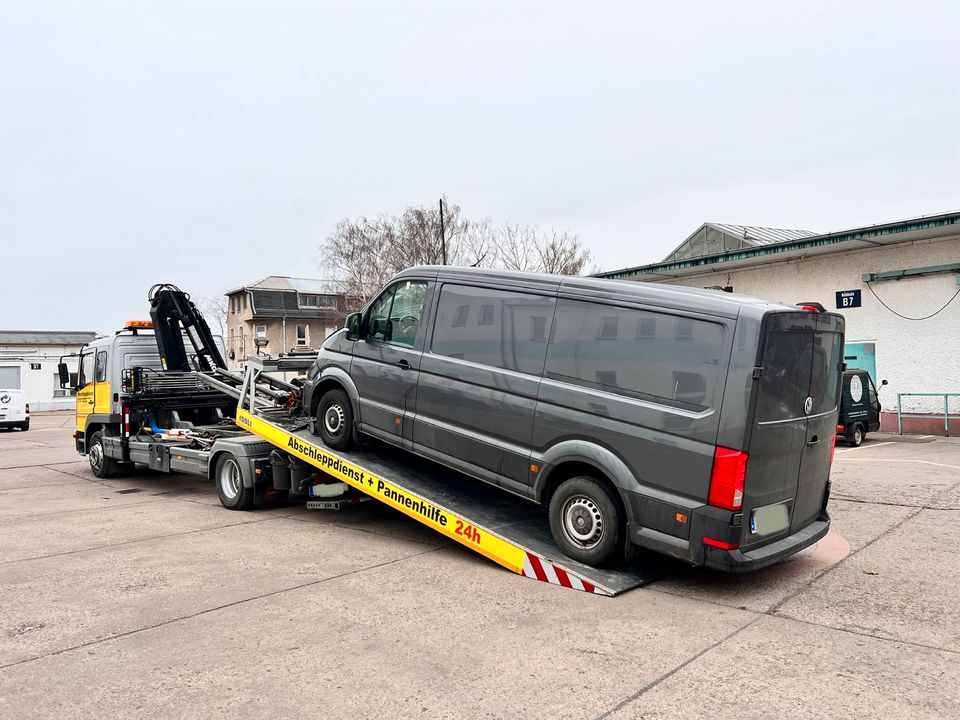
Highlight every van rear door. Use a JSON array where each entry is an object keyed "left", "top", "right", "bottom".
[{"left": 741, "top": 311, "right": 844, "bottom": 548}]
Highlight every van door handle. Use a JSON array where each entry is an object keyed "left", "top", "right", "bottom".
[
  {"left": 397, "top": 359, "right": 411, "bottom": 370},
  {"left": 806, "top": 435, "right": 819, "bottom": 446}
]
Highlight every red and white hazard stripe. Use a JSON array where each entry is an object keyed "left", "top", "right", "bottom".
[{"left": 520, "top": 552, "right": 611, "bottom": 596}]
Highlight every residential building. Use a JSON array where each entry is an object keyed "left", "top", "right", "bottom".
[{"left": 225, "top": 277, "right": 347, "bottom": 370}]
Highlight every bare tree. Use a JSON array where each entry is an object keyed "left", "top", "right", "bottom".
[
  {"left": 536, "top": 230, "right": 592, "bottom": 275},
  {"left": 195, "top": 292, "right": 228, "bottom": 337},
  {"left": 318, "top": 199, "right": 592, "bottom": 306}
]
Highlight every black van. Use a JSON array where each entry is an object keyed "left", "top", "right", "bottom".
[
  {"left": 837, "top": 369, "right": 884, "bottom": 446},
  {"left": 302, "top": 267, "right": 844, "bottom": 571}
]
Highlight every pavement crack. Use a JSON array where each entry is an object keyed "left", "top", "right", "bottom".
[
  {"left": 768, "top": 474, "right": 960, "bottom": 616},
  {"left": 0, "top": 547, "right": 443, "bottom": 671},
  {"left": 594, "top": 616, "right": 761, "bottom": 719}
]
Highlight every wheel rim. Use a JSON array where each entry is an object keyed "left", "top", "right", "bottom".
[
  {"left": 89, "top": 441, "right": 104, "bottom": 473},
  {"left": 561, "top": 494, "right": 604, "bottom": 549},
  {"left": 219, "top": 459, "right": 241, "bottom": 500},
  {"left": 324, "top": 403, "right": 345, "bottom": 436},
  {"left": 855, "top": 428, "right": 863, "bottom": 445}
]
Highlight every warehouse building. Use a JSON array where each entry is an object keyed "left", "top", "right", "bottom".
[
  {"left": 0, "top": 331, "right": 96, "bottom": 411},
  {"left": 596, "top": 211, "right": 960, "bottom": 434}
]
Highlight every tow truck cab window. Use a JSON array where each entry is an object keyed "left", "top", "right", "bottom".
[
  {"left": 78, "top": 353, "right": 95, "bottom": 389},
  {"left": 95, "top": 351, "right": 108, "bottom": 383}
]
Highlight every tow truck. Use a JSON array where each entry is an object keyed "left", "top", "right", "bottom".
[{"left": 61, "top": 284, "right": 664, "bottom": 595}]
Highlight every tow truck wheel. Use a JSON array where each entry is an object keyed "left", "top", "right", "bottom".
[
  {"left": 215, "top": 453, "right": 253, "bottom": 510},
  {"left": 88, "top": 430, "right": 118, "bottom": 478},
  {"left": 548, "top": 476, "right": 623, "bottom": 567},
  {"left": 849, "top": 424, "right": 864, "bottom": 447},
  {"left": 317, "top": 389, "right": 353, "bottom": 450}
]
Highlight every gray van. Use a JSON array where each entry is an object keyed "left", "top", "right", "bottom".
[{"left": 302, "top": 267, "right": 844, "bottom": 571}]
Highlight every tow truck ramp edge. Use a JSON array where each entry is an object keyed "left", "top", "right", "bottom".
[{"left": 235, "top": 407, "right": 661, "bottom": 596}]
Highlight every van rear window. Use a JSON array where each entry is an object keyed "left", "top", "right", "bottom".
[
  {"left": 756, "top": 330, "right": 842, "bottom": 422},
  {"left": 544, "top": 299, "right": 726, "bottom": 410}
]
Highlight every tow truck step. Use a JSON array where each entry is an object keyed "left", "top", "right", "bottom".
[{"left": 237, "top": 408, "right": 669, "bottom": 596}]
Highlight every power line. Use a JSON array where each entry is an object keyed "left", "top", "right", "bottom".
[{"left": 865, "top": 281, "right": 960, "bottom": 321}]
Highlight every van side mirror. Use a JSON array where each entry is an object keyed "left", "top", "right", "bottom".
[
  {"left": 58, "top": 363, "right": 70, "bottom": 388},
  {"left": 345, "top": 312, "right": 362, "bottom": 341},
  {"left": 881, "top": 379, "right": 888, "bottom": 386}
]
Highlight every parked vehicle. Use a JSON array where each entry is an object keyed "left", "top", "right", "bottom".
[
  {"left": 303, "top": 266, "right": 845, "bottom": 571},
  {"left": 0, "top": 389, "right": 29, "bottom": 431},
  {"left": 837, "top": 369, "right": 885, "bottom": 446}
]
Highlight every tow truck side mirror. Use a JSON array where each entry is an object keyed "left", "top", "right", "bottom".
[
  {"left": 57, "top": 363, "right": 70, "bottom": 389},
  {"left": 345, "top": 312, "right": 362, "bottom": 341}
]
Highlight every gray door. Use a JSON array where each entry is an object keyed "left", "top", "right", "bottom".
[
  {"left": 742, "top": 312, "right": 843, "bottom": 546},
  {"left": 793, "top": 314, "right": 843, "bottom": 530},
  {"left": 414, "top": 284, "right": 555, "bottom": 491},
  {"left": 351, "top": 279, "right": 430, "bottom": 446}
]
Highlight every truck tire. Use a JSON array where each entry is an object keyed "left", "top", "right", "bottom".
[
  {"left": 549, "top": 476, "right": 623, "bottom": 567},
  {"left": 20, "top": 420, "right": 29, "bottom": 431},
  {"left": 317, "top": 388, "right": 353, "bottom": 451},
  {"left": 848, "top": 424, "right": 864, "bottom": 447},
  {"left": 88, "top": 430, "right": 119, "bottom": 478},
  {"left": 215, "top": 452, "right": 254, "bottom": 510}
]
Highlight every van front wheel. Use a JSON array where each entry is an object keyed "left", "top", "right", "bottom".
[
  {"left": 317, "top": 389, "right": 353, "bottom": 450},
  {"left": 549, "top": 476, "right": 623, "bottom": 567}
]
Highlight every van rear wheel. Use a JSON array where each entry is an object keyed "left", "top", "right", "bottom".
[{"left": 549, "top": 476, "right": 623, "bottom": 567}]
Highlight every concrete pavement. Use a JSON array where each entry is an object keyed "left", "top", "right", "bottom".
[{"left": 1, "top": 414, "right": 958, "bottom": 718}]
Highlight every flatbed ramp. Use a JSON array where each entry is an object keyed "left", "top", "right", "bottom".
[{"left": 236, "top": 408, "right": 668, "bottom": 596}]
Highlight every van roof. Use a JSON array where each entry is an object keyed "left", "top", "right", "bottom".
[{"left": 397, "top": 265, "right": 799, "bottom": 318}]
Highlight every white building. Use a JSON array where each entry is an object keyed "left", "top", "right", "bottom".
[
  {"left": 0, "top": 331, "right": 96, "bottom": 411},
  {"left": 597, "top": 211, "right": 960, "bottom": 434}
]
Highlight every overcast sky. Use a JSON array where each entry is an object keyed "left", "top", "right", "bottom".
[{"left": 2, "top": 1, "right": 958, "bottom": 333}]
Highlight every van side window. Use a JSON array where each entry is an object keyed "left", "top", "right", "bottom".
[
  {"left": 431, "top": 284, "right": 556, "bottom": 374},
  {"left": 545, "top": 299, "right": 725, "bottom": 410},
  {"left": 95, "top": 351, "right": 108, "bottom": 383},
  {"left": 366, "top": 286, "right": 396, "bottom": 342},
  {"left": 366, "top": 280, "right": 428, "bottom": 347}
]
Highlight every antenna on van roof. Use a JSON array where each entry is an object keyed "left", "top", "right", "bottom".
[{"left": 439, "top": 197, "right": 447, "bottom": 265}]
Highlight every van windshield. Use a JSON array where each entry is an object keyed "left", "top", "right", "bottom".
[{"left": 756, "top": 330, "right": 842, "bottom": 422}]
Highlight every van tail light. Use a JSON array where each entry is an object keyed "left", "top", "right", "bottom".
[
  {"left": 25, "top": 404, "right": 30, "bottom": 415},
  {"left": 829, "top": 433, "right": 837, "bottom": 466},
  {"left": 836, "top": 423, "right": 844, "bottom": 434},
  {"left": 709, "top": 446, "right": 747, "bottom": 511}
]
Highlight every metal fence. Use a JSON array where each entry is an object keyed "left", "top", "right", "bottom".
[{"left": 896, "top": 393, "right": 960, "bottom": 436}]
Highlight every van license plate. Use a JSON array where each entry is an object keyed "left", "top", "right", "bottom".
[{"left": 750, "top": 503, "right": 790, "bottom": 535}]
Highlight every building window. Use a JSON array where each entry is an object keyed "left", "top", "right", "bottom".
[
  {"left": 452, "top": 305, "right": 470, "bottom": 327},
  {"left": 53, "top": 372, "right": 77, "bottom": 398},
  {"left": 479, "top": 304, "right": 494, "bottom": 325},
  {"left": 299, "top": 294, "right": 335, "bottom": 309},
  {"left": 242, "top": 294, "right": 247, "bottom": 310},
  {"left": 255, "top": 324, "right": 266, "bottom": 341},
  {"left": 297, "top": 325, "right": 308, "bottom": 346},
  {"left": 598, "top": 316, "right": 619, "bottom": 340}
]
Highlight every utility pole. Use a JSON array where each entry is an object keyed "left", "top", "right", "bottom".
[{"left": 439, "top": 197, "right": 447, "bottom": 265}]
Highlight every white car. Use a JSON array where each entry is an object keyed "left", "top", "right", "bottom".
[{"left": 0, "top": 389, "right": 29, "bottom": 431}]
